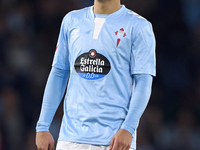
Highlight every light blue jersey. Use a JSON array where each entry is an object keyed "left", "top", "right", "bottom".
[{"left": 42, "top": 5, "right": 156, "bottom": 149}]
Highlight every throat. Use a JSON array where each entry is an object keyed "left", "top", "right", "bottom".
[{"left": 94, "top": 0, "right": 121, "bottom": 14}]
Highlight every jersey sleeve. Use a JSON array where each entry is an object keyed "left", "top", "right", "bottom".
[
  {"left": 52, "top": 15, "right": 70, "bottom": 70},
  {"left": 121, "top": 74, "right": 153, "bottom": 135},
  {"left": 36, "top": 67, "right": 70, "bottom": 132},
  {"left": 130, "top": 23, "right": 156, "bottom": 76}
]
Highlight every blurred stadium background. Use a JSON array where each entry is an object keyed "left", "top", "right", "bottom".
[{"left": 0, "top": 0, "right": 200, "bottom": 149}]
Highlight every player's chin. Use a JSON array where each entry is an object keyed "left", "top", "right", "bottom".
[{"left": 97, "top": 0, "right": 110, "bottom": 3}]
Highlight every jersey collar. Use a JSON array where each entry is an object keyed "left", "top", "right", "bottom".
[{"left": 89, "top": 5, "right": 126, "bottom": 21}]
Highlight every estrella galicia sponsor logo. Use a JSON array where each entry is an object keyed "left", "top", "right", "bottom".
[{"left": 74, "top": 49, "right": 111, "bottom": 80}]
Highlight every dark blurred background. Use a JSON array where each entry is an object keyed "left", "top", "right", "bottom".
[{"left": 0, "top": 0, "right": 200, "bottom": 150}]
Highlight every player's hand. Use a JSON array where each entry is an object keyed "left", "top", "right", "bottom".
[
  {"left": 36, "top": 131, "right": 55, "bottom": 150},
  {"left": 109, "top": 129, "right": 132, "bottom": 150}
]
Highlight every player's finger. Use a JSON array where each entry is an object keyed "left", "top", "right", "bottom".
[
  {"left": 125, "top": 145, "right": 131, "bottom": 150},
  {"left": 37, "top": 144, "right": 48, "bottom": 150},
  {"left": 49, "top": 143, "right": 55, "bottom": 150},
  {"left": 109, "top": 137, "right": 115, "bottom": 150},
  {"left": 112, "top": 140, "right": 118, "bottom": 150},
  {"left": 38, "top": 147, "right": 47, "bottom": 150},
  {"left": 123, "top": 146, "right": 129, "bottom": 150},
  {"left": 117, "top": 145, "right": 124, "bottom": 150}
]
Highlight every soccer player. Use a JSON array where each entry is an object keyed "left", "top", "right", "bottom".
[{"left": 36, "top": 0, "right": 156, "bottom": 150}]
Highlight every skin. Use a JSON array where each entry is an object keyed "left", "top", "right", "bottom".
[
  {"left": 36, "top": 131, "right": 54, "bottom": 150},
  {"left": 94, "top": 0, "right": 121, "bottom": 14},
  {"left": 36, "top": 0, "right": 133, "bottom": 150},
  {"left": 109, "top": 129, "right": 132, "bottom": 150}
]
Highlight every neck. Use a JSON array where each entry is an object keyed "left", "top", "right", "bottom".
[{"left": 94, "top": 0, "right": 121, "bottom": 14}]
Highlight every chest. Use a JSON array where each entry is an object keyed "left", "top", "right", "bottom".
[
  {"left": 67, "top": 16, "right": 135, "bottom": 80},
  {"left": 68, "top": 19, "right": 132, "bottom": 55}
]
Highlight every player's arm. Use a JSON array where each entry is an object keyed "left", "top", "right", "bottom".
[
  {"left": 110, "top": 22, "right": 156, "bottom": 150},
  {"left": 36, "top": 14, "right": 70, "bottom": 150},
  {"left": 109, "top": 74, "right": 153, "bottom": 150},
  {"left": 120, "top": 74, "right": 153, "bottom": 134},
  {"left": 36, "top": 67, "right": 69, "bottom": 150}
]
